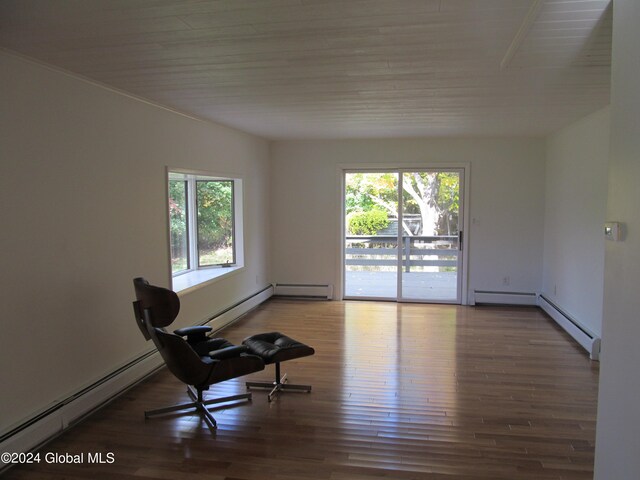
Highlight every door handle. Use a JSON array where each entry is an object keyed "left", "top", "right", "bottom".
[{"left": 458, "top": 231, "right": 463, "bottom": 251}]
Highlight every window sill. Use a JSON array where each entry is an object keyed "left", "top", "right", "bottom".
[{"left": 172, "top": 265, "right": 243, "bottom": 294}]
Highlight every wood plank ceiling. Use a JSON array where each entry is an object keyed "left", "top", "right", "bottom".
[{"left": 0, "top": 0, "right": 612, "bottom": 139}]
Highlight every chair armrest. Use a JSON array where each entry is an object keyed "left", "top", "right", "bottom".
[
  {"left": 208, "top": 345, "right": 250, "bottom": 361},
  {"left": 174, "top": 325, "right": 212, "bottom": 337},
  {"left": 174, "top": 325, "right": 212, "bottom": 347}
]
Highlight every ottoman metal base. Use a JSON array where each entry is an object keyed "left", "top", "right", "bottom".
[{"left": 246, "top": 363, "right": 312, "bottom": 402}]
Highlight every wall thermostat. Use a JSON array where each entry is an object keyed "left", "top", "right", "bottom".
[{"left": 604, "top": 222, "right": 621, "bottom": 241}]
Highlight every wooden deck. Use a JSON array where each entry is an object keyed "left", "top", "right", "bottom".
[
  {"left": 345, "top": 270, "right": 458, "bottom": 301},
  {"left": 344, "top": 235, "right": 460, "bottom": 301},
  {"left": 4, "top": 300, "right": 599, "bottom": 480}
]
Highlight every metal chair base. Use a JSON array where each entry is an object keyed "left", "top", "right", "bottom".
[
  {"left": 246, "top": 364, "right": 312, "bottom": 402},
  {"left": 144, "top": 385, "right": 252, "bottom": 428}
]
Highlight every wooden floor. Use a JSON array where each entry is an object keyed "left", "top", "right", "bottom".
[{"left": 5, "top": 300, "right": 599, "bottom": 480}]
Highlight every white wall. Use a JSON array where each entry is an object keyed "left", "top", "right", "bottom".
[
  {"left": 542, "top": 107, "right": 610, "bottom": 336},
  {"left": 270, "top": 138, "right": 545, "bottom": 301},
  {"left": 0, "top": 51, "right": 271, "bottom": 434},
  {"left": 594, "top": 0, "right": 640, "bottom": 477}
]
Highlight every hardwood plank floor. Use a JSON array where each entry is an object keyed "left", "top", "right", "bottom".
[{"left": 4, "top": 300, "right": 599, "bottom": 480}]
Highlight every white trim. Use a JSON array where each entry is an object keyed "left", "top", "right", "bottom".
[
  {"left": 173, "top": 265, "right": 244, "bottom": 294},
  {"left": 460, "top": 166, "right": 470, "bottom": 305},
  {"left": 396, "top": 174, "right": 404, "bottom": 300},
  {"left": 166, "top": 167, "right": 244, "bottom": 291},
  {"left": 206, "top": 285, "right": 274, "bottom": 330},
  {"left": 538, "top": 295, "right": 601, "bottom": 360},
  {"left": 187, "top": 176, "right": 198, "bottom": 269},
  {"left": 273, "top": 284, "right": 333, "bottom": 299},
  {"left": 168, "top": 168, "right": 244, "bottom": 180},
  {"left": 336, "top": 166, "right": 346, "bottom": 301},
  {"left": 472, "top": 290, "right": 538, "bottom": 306},
  {"left": 339, "top": 164, "right": 470, "bottom": 305}
]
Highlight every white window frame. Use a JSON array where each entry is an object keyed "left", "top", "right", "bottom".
[{"left": 167, "top": 168, "right": 244, "bottom": 293}]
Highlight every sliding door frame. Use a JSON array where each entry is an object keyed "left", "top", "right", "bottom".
[{"left": 338, "top": 163, "right": 471, "bottom": 305}]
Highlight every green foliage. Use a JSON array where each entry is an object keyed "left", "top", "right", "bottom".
[
  {"left": 168, "top": 180, "right": 187, "bottom": 232},
  {"left": 436, "top": 172, "right": 459, "bottom": 213},
  {"left": 168, "top": 179, "right": 235, "bottom": 269},
  {"left": 433, "top": 172, "right": 459, "bottom": 234},
  {"left": 196, "top": 180, "right": 233, "bottom": 254},
  {"left": 345, "top": 171, "right": 460, "bottom": 236},
  {"left": 345, "top": 172, "right": 398, "bottom": 215},
  {"left": 348, "top": 209, "right": 390, "bottom": 235}
]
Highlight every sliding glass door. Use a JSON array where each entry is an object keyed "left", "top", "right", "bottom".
[
  {"left": 344, "top": 169, "right": 464, "bottom": 303},
  {"left": 400, "top": 171, "right": 462, "bottom": 301},
  {"left": 344, "top": 172, "right": 399, "bottom": 299}
]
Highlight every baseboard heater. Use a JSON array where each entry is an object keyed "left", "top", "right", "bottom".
[
  {"left": 538, "top": 295, "right": 601, "bottom": 361},
  {"left": 473, "top": 290, "right": 538, "bottom": 306},
  {"left": 204, "top": 284, "right": 274, "bottom": 330},
  {"left": 0, "top": 350, "right": 163, "bottom": 474},
  {"left": 0, "top": 285, "right": 274, "bottom": 473},
  {"left": 273, "top": 283, "right": 333, "bottom": 300}
]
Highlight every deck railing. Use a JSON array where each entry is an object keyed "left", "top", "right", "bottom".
[{"left": 345, "top": 235, "right": 459, "bottom": 272}]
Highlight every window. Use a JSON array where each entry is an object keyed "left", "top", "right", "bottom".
[
  {"left": 196, "top": 179, "right": 235, "bottom": 267},
  {"left": 169, "top": 178, "right": 189, "bottom": 272},
  {"left": 168, "top": 170, "right": 243, "bottom": 291}
]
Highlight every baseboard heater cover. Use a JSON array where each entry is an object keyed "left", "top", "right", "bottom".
[
  {"left": 473, "top": 290, "right": 538, "bottom": 306},
  {"left": 205, "top": 284, "right": 274, "bottom": 331},
  {"left": 0, "top": 350, "right": 163, "bottom": 472},
  {"left": 273, "top": 283, "right": 333, "bottom": 300},
  {"left": 0, "top": 285, "right": 274, "bottom": 472},
  {"left": 538, "top": 295, "right": 601, "bottom": 361}
]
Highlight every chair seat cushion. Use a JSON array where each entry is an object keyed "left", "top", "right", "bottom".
[
  {"left": 192, "top": 337, "right": 235, "bottom": 356},
  {"left": 242, "top": 332, "right": 315, "bottom": 364},
  {"left": 208, "top": 345, "right": 250, "bottom": 360}
]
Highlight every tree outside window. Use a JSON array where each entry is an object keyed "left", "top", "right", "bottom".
[{"left": 168, "top": 172, "right": 239, "bottom": 278}]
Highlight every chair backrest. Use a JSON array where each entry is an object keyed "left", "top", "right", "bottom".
[
  {"left": 152, "top": 329, "right": 212, "bottom": 386},
  {"left": 133, "top": 277, "right": 180, "bottom": 337},
  {"left": 132, "top": 277, "right": 211, "bottom": 386}
]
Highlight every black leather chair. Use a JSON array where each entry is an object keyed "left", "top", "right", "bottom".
[{"left": 132, "top": 277, "right": 264, "bottom": 428}]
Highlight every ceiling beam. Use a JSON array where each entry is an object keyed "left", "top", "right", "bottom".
[{"left": 500, "top": 0, "right": 546, "bottom": 70}]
